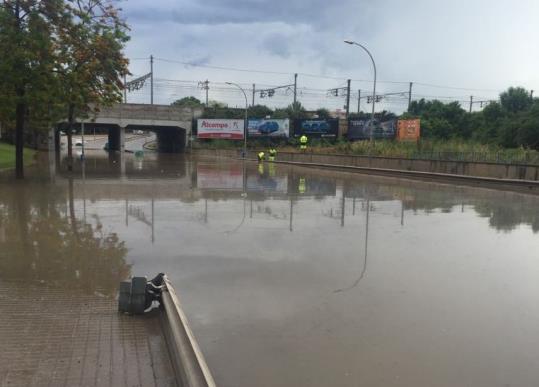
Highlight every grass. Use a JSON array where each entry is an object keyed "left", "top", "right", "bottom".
[
  {"left": 0, "top": 142, "right": 36, "bottom": 170},
  {"left": 193, "top": 138, "right": 539, "bottom": 165}
]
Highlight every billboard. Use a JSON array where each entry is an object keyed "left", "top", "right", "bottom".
[
  {"left": 347, "top": 119, "right": 397, "bottom": 140},
  {"left": 197, "top": 119, "right": 244, "bottom": 139},
  {"left": 293, "top": 119, "right": 338, "bottom": 138},
  {"left": 397, "top": 119, "right": 420, "bottom": 141},
  {"left": 248, "top": 119, "right": 289, "bottom": 137}
]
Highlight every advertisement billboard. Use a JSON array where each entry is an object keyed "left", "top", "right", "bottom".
[
  {"left": 397, "top": 119, "right": 421, "bottom": 141},
  {"left": 293, "top": 119, "right": 338, "bottom": 138},
  {"left": 248, "top": 119, "right": 289, "bottom": 137},
  {"left": 197, "top": 119, "right": 244, "bottom": 139},
  {"left": 347, "top": 119, "right": 397, "bottom": 140}
]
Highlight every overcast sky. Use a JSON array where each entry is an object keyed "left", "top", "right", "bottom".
[{"left": 121, "top": 0, "right": 539, "bottom": 112}]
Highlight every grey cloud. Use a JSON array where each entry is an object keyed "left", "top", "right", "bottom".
[
  {"left": 261, "top": 33, "right": 292, "bottom": 59},
  {"left": 124, "top": 0, "right": 367, "bottom": 30}
]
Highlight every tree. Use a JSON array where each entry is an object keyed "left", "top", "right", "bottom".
[
  {"left": 172, "top": 96, "right": 204, "bottom": 109},
  {"left": 0, "top": 0, "right": 61, "bottom": 178},
  {"left": 0, "top": 0, "right": 129, "bottom": 177},
  {"left": 56, "top": 0, "right": 129, "bottom": 170},
  {"left": 247, "top": 104, "right": 272, "bottom": 118},
  {"left": 315, "top": 108, "right": 331, "bottom": 119},
  {"left": 500, "top": 87, "right": 533, "bottom": 113},
  {"left": 285, "top": 101, "right": 307, "bottom": 120}
]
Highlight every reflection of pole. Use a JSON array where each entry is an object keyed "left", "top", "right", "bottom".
[
  {"left": 289, "top": 198, "right": 293, "bottom": 232},
  {"left": 353, "top": 197, "right": 356, "bottom": 215},
  {"left": 81, "top": 121, "right": 85, "bottom": 159},
  {"left": 340, "top": 191, "right": 345, "bottom": 227},
  {"left": 333, "top": 197, "right": 369, "bottom": 293},
  {"left": 250, "top": 200, "right": 253, "bottom": 218},
  {"left": 364, "top": 198, "right": 370, "bottom": 263},
  {"left": 82, "top": 161, "right": 86, "bottom": 224},
  {"left": 151, "top": 196, "right": 155, "bottom": 244},
  {"left": 204, "top": 199, "right": 208, "bottom": 223},
  {"left": 401, "top": 200, "right": 404, "bottom": 226},
  {"left": 125, "top": 197, "right": 128, "bottom": 226}
]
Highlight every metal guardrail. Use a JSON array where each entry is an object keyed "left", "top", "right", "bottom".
[
  {"left": 160, "top": 276, "right": 217, "bottom": 387},
  {"left": 119, "top": 275, "right": 216, "bottom": 387}
]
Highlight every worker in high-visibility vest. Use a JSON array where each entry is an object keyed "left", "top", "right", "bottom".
[
  {"left": 268, "top": 148, "right": 277, "bottom": 162},
  {"left": 299, "top": 135, "right": 308, "bottom": 151},
  {"left": 257, "top": 151, "right": 265, "bottom": 162},
  {"left": 298, "top": 177, "right": 306, "bottom": 194}
]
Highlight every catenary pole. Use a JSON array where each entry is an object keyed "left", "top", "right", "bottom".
[
  {"left": 226, "top": 82, "right": 248, "bottom": 157},
  {"left": 344, "top": 40, "right": 377, "bottom": 141},
  {"left": 150, "top": 55, "right": 154, "bottom": 105}
]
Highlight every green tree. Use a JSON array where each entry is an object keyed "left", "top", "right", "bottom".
[
  {"left": 315, "top": 108, "right": 331, "bottom": 119},
  {"left": 247, "top": 104, "right": 272, "bottom": 118},
  {"left": 0, "top": 0, "right": 61, "bottom": 178},
  {"left": 285, "top": 101, "right": 307, "bottom": 120},
  {"left": 172, "top": 96, "right": 204, "bottom": 108},
  {"left": 57, "top": 0, "right": 129, "bottom": 170},
  {"left": 500, "top": 87, "right": 533, "bottom": 113}
]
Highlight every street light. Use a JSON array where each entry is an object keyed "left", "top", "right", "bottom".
[
  {"left": 225, "top": 82, "right": 248, "bottom": 157},
  {"left": 344, "top": 39, "right": 377, "bottom": 142}
]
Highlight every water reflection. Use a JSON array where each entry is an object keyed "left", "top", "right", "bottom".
[
  {"left": 53, "top": 151, "right": 539, "bottom": 235},
  {"left": 0, "top": 183, "right": 130, "bottom": 294},
  {"left": 3, "top": 151, "right": 539, "bottom": 387}
]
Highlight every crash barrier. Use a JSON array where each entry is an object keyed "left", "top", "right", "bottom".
[
  {"left": 119, "top": 274, "right": 216, "bottom": 387},
  {"left": 193, "top": 148, "right": 539, "bottom": 184}
]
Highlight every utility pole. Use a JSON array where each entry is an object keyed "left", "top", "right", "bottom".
[
  {"left": 252, "top": 83, "right": 255, "bottom": 106},
  {"left": 293, "top": 73, "right": 297, "bottom": 104},
  {"left": 408, "top": 82, "right": 413, "bottom": 111},
  {"left": 150, "top": 55, "right": 154, "bottom": 105},
  {"left": 357, "top": 89, "right": 361, "bottom": 113},
  {"left": 198, "top": 80, "right": 210, "bottom": 106},
  {"left": 469, "top": 95, "right": 473, "bottom": 113},
  {"left": 345, "top": 79, "right": 351, "bottom": 118},
  {"left": 123, "top": 74, "right": 127, "bottom": 103},
  {"left": 531, "top": 90, "right": 534, "bottom": 99}
]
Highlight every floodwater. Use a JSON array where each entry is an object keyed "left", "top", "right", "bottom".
[{"left": 2, "top": 149, "right": 539, "bottom": 387}]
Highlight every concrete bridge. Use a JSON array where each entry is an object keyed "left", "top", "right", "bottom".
[{"left": 54, "top": 103, "right": 202, "bottom": 153}]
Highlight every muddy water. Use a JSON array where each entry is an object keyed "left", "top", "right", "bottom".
[{"left": 2, "top": 151, "right": 539, "bottom": 387}]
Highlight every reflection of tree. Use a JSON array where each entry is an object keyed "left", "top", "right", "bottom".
[
  {"left": 0, "top": 185, "right": 130, "bottom": 295},
  {"left": 344, "top": 180, "right": 539, "bottom": 233}
]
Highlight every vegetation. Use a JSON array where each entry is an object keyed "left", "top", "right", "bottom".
[
  {"left": 0, "top": 141, "right": 35, "bottom": 170},
  {"left": 0, "top": 0, "right": 129, "bottom": 178},
  {"left": 184, "top": 86, "right": 539, "bottom": 161}
]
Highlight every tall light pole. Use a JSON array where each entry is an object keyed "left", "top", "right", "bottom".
[
  {"left": 344, "top": 40, "right": 377, "bottom": 142},
  {"left": 226, "top": 82, "right": 248, "bottom": 157}
]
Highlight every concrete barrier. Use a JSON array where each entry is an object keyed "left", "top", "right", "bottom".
[
  {"left": 193, "top": 149, "right": 539, "bottom": 181},
  {"left": 193, "top": 148, "right": 539, "bottom": 192}
]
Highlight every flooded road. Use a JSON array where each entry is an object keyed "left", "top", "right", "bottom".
[{"left": 2, "top": 151, "right": 539, "bottom": 387}]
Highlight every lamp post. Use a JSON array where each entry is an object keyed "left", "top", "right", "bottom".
[
  {"left": 344, "top": 40, "right": 377, "bottom": 142},
  {"left": 225, "top": 82, "right": 248, "bottom": 157}
]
